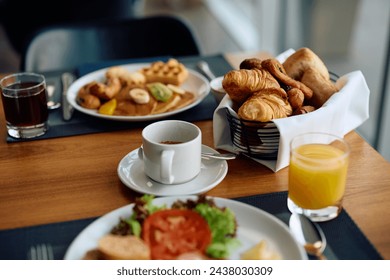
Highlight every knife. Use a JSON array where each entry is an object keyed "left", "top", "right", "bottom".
[{"left": 61, "top": 72, "right": 76, "bottom": 121}]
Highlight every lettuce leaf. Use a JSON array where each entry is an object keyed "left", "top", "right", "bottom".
[
  {"left": 126, "top": 194, "right": 165, "bottom": 237},
  {"left": 195, "top": 203, "right": 240, "bottom": 259}
]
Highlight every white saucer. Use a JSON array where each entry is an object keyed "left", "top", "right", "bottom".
[{"left": 117, "top": 145, "right": 228, "bottom": 196}]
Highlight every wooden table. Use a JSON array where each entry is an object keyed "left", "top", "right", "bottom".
[{"left": 1, "top": 52, "right": 389, "bottom": 260}]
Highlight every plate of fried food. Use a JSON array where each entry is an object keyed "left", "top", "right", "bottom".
[
  {"left": 67, "top": 59, "right": 210, "bottom": 121},
  {"left": 64, "top": 195, "right": 307, "bottom": 260}
]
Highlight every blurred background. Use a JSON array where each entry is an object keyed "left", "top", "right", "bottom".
[{"left": 0, "top": 0, "right": 389, "bottom": 161}]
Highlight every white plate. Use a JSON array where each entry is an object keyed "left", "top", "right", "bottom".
[
  {"left": 64, "top": 196, "right": 307, "bottom": 260},
  {"left": 67, "top": 63, "right": 210, "bottom": 121},
  {"left": 117, "top": 145, "right": 228, "bottom": 196}
]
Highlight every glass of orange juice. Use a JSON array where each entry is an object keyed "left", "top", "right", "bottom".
[{"left": 288, "top": 132, "right": 350, "bottom": 222}]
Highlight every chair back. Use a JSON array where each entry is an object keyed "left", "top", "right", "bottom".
[
  {"left": 0, "top": 0, "right": 138, "bottom": 54},
  {"left": 22, "top": 15, "right": 201, "bottom": 72}
]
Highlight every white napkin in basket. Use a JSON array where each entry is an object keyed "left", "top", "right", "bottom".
[{"left": 213, "top": 49, "right": 370, "bottom": 172}]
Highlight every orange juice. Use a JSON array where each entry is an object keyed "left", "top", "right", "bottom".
[{"left": 289, "top": 143, "right": 349, "bottom": 209}]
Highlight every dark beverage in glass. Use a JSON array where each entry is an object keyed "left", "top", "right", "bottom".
[{"left": 0, "top": 73, "right": 49, "bottom": 138}]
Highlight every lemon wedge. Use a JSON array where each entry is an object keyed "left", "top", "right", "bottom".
[
  {"left": 98, "top": 99, "right": 117, "bottom": 115},
  {"left": 241, "top": 240, "right": 281, "bottom": 260}
]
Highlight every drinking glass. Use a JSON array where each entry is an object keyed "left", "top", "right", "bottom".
[
  {"left": 1, "top": 73, "right": 49, "bottom": 138},
  {"left": 287, "top": 132, "right": 350, "bottom": 222}
]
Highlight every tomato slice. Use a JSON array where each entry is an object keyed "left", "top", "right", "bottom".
[{"left": 142, "top": 209, "right": 212, "bottom": 260}]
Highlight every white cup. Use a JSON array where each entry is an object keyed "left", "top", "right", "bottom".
[{"left": 139, "top": 120, "right": 202, "bottom": 184}]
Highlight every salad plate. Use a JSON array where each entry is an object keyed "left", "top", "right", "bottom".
[
  {"left": 64, "top": 196, "right": 307, "bottom": 260},
  {"left": 66, "top": 63, "right": 210, "bottom": 122},
  {"left": 117, "top": 145, "right": 228, "bottom": 196}
]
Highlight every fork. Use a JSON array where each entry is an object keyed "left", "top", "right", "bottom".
[{"left": 28, "top": 243, "right": 54, "bottom": 260}]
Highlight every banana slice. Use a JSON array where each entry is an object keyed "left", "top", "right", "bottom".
[
  {"left": 167, "top": 84, "right": 186, "bottom": 95},
  {"left": 129, "top": 88, "right": 150, "bottom": 104}
]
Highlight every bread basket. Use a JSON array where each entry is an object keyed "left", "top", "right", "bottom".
[
  {"left": 213, "top": 49, "right": 369, "bottom": 172},
  {"left": 224, "top": 71, "right": 339, "bottom": 160}
]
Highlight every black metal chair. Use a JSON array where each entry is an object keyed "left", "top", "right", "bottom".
[
  {"left": 21, "top": 15, "right": 201, "bottom": 72},
  {"left": 0, "top": 0, "right": 139, "bottom": 55}
]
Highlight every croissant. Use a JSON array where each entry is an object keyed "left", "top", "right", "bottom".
[
  {"left": 301, "top": 67, "right": 338, "bottom": 108},
  {"left": 238, "top": 88, "right": 292, "bottom": 122},
  {"left": 222, "top": 68, "right": 280, "bottom": 104},
  {"left": 282, "top": 47, "right": 330, "bottom": 81},
  {"left": 261, "top": 58, "right": 313, "bottom": 100}
]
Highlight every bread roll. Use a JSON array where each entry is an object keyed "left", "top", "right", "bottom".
[
  {"left": 293, "top": 105, "right": 316, "bottom": 115},
  {"left": 301, "top": 67, "right": 338, "bottom": 108},
  {"left": 239, "top": 58, "right": 263, "bottom": 70},
  {"left": 282, "top": 47, "right": 330, "bottom": 80},
  {"left": 287, "top": 88, "right": 304, "bottom": 109}
]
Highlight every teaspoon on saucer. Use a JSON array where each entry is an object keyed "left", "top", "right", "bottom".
[
  {"left": 201, "top": 152, "right": 237, "bottom": 160},
  {"left": 139, "top": 146, "right": 236, "bottom": 160}
]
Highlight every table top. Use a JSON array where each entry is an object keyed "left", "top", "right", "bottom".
[{"left": 1, "top": 52, "right": 389, "bottom": 260}]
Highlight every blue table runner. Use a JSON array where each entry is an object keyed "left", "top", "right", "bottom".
[{"left": 0, "top": 192, "right": 382, "bottom": 260}]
